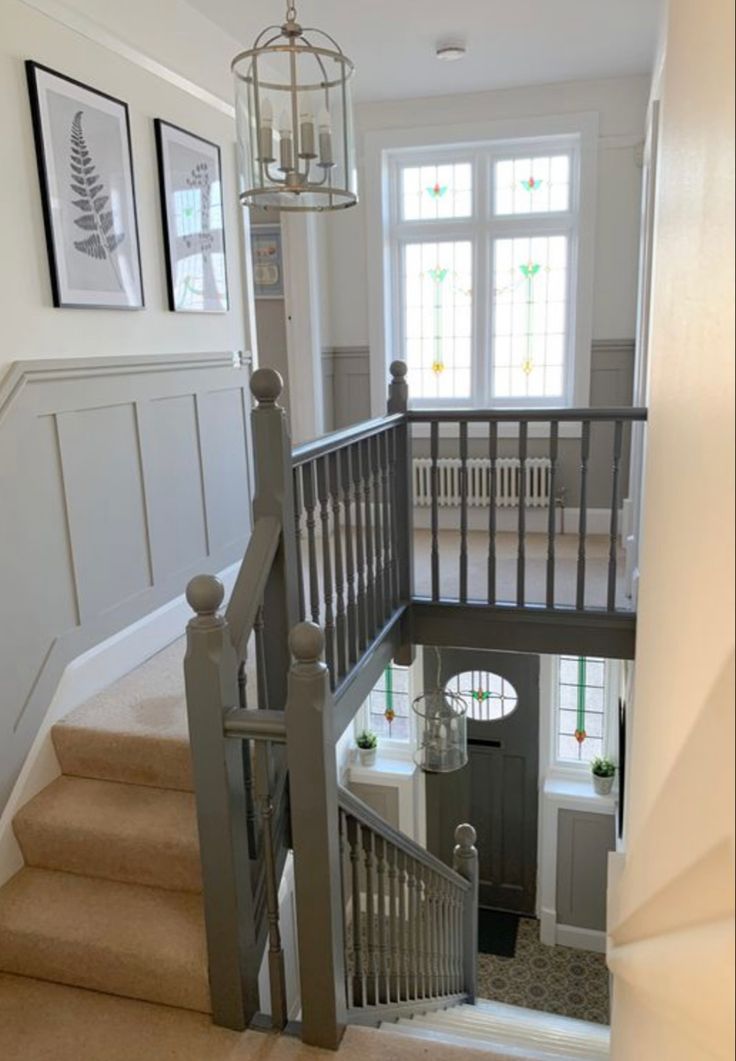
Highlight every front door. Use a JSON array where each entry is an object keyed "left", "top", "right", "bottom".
[{"left": 425, "top": 648, "right": 539, "bottom": 914}]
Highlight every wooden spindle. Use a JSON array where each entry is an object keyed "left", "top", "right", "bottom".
[
  {"left": 459, "top": 421, "right": 469, "bottom": 603},
  {"left": 329, "top": 452, "right": 347, "bottom": 678},
  {"left": 408, "top": 861, "right": 419, "bottom": 999},
  {"left": 387, "top": 843, "right": 399, "bottom": 1003},
  {"left": 253, "top": 740, "right": 287, "bottom": 1028},
  {"left": 316, "top": 457, "right": 335, "bottom": 682},
  {"left": 430, "top": 421, "right": 440, "bottom": 602},
  {"left": 254, "top": 607, "right": 268, "bottom": 710},
  {"left": 351, "top": 444, "right": 367, "bottom": 649},
  {"left": 361, "top": 439, "right": 376, "bottom": 639},
  {"left": 607, "top": 419, "right": 624, "bottom": 611},
  {"left": 363, "top": 828, "right": 378, "bottom": 1004},
  {"left": 340, "top": 448, "right": 358, "bottom": 665},
  {"left": 370, "top": 434, "right": 385, "bottom": 626},
  {"left": 383, "top": 432, "right": 394, "bottom": 619},
  {"left": 398, "top": 850, "right": 409, "bottom": 1001},
  {"left": 576, "top": 420, "right": 591, "bottom": 610},
  {"left": 348, "top": 816, "right": 364, "bottom": 1006},
  {"left": 376, "top": 835, "right": 389, "bottom": 1003},
  {"left": 339, "top": 811, "right": 353, "bottom": 1009},
  {"left": 301, "top": 463, "right": 321, "bottom": 624},
  {"left": 546, "top": 420, "right": 559, "bottom": 608},
  {"left": 517, "top": 420, "right": 528, "bottom": 606},
  {"left": 488, "top": 421, "right": 498, "bottom": 605},
  {"left": 293, "top": 468, "right": 306, "bottom": 620}
]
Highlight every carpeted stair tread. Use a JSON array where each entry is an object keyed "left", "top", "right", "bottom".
[
  {"left": 52, "top": 694, "right": 192, "bottom": 790},
  {"left": 13, "top": 776, "right": 201, "bottom": 892},
  {"left": 0, "top": 867, "right": 209, "bottom": 1012}
]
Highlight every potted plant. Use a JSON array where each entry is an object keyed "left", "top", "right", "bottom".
[
  {"left": 591, "top": 756, "right": 616, "bottom": 795},
  {"left": 356, "top": 729, "right": 378, "bottom": 767}
]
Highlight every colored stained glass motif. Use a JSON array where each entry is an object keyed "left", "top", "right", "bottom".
[
  {"left": 426, "top": 182, "right": 448, "bottom": 199},
  {"left": 366, "top": 665, "right": 411, "bottom": 741},
  {"left": 557, "top": 656, "right": 606, "bottom": 763},
  {"left": 445, "top": 671, "right": 518, "bottom": 722},
  {"left": 495, "top": 154, "right": 570, "bottom": 215},
  {"left": 428, "top": 265, "right": 449, "bottom": 374},
  {"left": 521, "top": 176, "right": 543, "bottom": 192},
  {"left": 401, "top": 163, "right": 472, "bottom": 220}
]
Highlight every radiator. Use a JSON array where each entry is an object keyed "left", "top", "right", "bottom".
[{"left": 412, "top": 457, "right": 552, "bottom": 508}]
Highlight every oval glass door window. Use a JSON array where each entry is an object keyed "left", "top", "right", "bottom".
[{"left": 445, "top": 670, "right": 519, "bottom": 722}]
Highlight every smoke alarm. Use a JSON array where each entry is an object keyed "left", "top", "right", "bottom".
[{"left": 436, "top": 42, "right": 466, "bottom": 62}]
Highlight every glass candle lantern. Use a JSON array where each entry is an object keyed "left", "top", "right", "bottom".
[
  {"left": 232, "top": 4, "right": 357, "bottom": 212},
  {"left": 412, "top": 688, "right": 468, "bottom": 774}
]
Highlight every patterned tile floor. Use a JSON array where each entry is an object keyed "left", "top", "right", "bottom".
[{"left": 477, "top": 917, "right": 610, "bottom": 1025}]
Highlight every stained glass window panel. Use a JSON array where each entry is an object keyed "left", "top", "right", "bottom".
[
  {"left": 494, "top": 154, "right": 571, "bottom": 215},
  {"left": 557, "top": 656, "right": 606, "bottom": 764},
  {"left": 365, "top": 665, "right": 411, "bottom": 741},
  {"left": 445, "top": 670, "right": 518, "bottom": 722},
  {"left": 492, "top": 235, "right": 568, "bottom": 399},
  {"left": 403, "top": 241, "right": 473, "bottom": 399},
  {"left": 401, "top": 163, "right": 472, "bottom": 221}
]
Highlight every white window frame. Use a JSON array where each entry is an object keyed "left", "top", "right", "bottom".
[
  {"left": 354, "top": 660, "right": 417, "bottom": 761},
  {"left": 545, "top": 654, "right": 620, "bottom": 779},
  {"left": 364, "top": 113, "right": 599, "bottom": 419}
]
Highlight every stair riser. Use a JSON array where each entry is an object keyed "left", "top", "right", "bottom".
[
  {"left": 14, "top": 821, "right": 202, "bottom": 893},
  {"left": 52, "top": 729, "right": 193, "bottom": 791}
]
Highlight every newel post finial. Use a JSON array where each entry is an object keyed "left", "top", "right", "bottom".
[
  {"left": 289, "top": 621, "right": 326, "bottom": 670},
  {"left": 250, "top": 367, "right": 284, "bottom": 407},
  {"left": 387, "top": 359, "right": 408, "bottom": 414},
  {"left": 186, "top": 574, "right": 225, "bottom": 627}
]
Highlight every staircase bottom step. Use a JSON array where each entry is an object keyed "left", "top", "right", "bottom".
[{"left": 384, "top": 1021, "right": 568, "bottom": 1061}]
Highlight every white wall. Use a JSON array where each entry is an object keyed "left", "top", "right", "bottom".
[
  {"left": 325, "top": 75, "right": 649, "bottom": 353},
  {"left": 608, "top": 0, "right": 735, "bottom": 1057},
  {"left": 0, "top": 0, "right": 251, "bottom": 374}
]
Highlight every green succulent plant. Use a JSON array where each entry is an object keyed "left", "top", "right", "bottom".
[
  {"left": 591, "top": 756, "right": 616, "bottom": 778},
  {"left": 356, "top": 730, "right": 378, "bottom": 750}
]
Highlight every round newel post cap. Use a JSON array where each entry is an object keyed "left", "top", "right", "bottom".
[
  {"left": 454, "top": 823, "right": 477, "bottom": 849},
  {"left": 250, "top": 367, "right": 284, "bottom": 405},
  {"left": 390, "top": 360, "right": 408, "bottom": 381},
  {"left": 289, "top": 621, "right": 325, "bottom": 663},
  {"left": 186, "top": 574, "right": 225, "bottom": 617}
]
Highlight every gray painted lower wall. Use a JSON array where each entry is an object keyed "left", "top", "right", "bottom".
[
  {"left": 556, "top": 809, "right": 615, "bottom": 931},
  {"left": 321, "top": 346, "right": 371, "bottom": 432},
  {"left": 0, "top": 352, "right": 253, "bottom": 811}
]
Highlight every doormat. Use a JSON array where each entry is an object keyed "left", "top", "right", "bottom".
[{"left": 478, "top": 908, "right": 520, "bottom": 957}]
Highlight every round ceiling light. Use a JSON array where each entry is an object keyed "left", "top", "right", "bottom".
[{"left": 435, "top": 41, "right": 466, "bottom": 62}]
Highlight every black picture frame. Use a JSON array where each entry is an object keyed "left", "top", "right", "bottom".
[
  {"left": 25, "top": 60, "right": 144, "bottom": 310},
  {"left": 154, "top": 119, "right": 229, "bottom": 313}
]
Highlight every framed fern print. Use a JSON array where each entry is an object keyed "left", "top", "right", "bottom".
[
  {"left": 26, "top": 62, "right": 143, "bottom": 309},
  {"left": 154, "top": 120, "right": 229, "bottom": 313}
]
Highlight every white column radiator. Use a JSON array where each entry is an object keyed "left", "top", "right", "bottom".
[{"left": 412, "top": 457, "right": 552, "bottom": 508}]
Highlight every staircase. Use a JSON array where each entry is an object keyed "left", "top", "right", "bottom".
[
  {"left": 0, "top": 681, "right": 212, "bottom": 1013},
  {"left": 381, "top": 999, "right": 610, "bottom": 1060}
]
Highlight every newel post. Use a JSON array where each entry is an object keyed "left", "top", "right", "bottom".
[
  {"left": 183, "top": 575, "right": 259, "bottom": 1029},
  {"left": 250, "top": 368, "right": 300, "bottom": 711},
  {"left": 285, "top": 622, "right": 346, "bottom": 1049},
  {"left": 453, "top": 823, "right": 479, "bottom": 1002}
]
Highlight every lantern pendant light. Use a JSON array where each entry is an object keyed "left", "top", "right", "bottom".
[
  {"left": 412, "top": 648, "right": 468, "bottom": 774},
  {"left": 232, "top": 3, "right": 357, "bottom": 212}
]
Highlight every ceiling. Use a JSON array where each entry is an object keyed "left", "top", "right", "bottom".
[{"left": 188, "top": 0, "right": 662, "bottom": 103}]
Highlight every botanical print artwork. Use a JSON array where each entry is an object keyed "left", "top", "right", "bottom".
[
  {"left": 155, "top": 121, "right": 229, "bottom": 313},
  {"left": 26, "top": 62, "right": 143, "bottom": 309},
  {"left": 251, "top": 225, "right": 284, "bottom": 298},
  {"left": 69, "top": 110, "right": 125, "bottom": 286}
]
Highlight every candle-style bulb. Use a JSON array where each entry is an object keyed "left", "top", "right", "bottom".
[
  {"left": 278, "top": 108, "right": 294, "bottom": 172},
  {"left": 318, "top": 105, "right": 333, "bottom": 167},
  {"left": 279, "top": 108, "right": 292, "bottom": 134},
  {"left": 299, "top": 100, "right": 316, "bottom": 160},
  {"left": 260, "top": 97, "right": 273, "bottom": 125},
  {"left": 318, "top": 105, "right": 331, "bottom": 131},
  {"left": 257, "top": 96, "right": 274, "bottom": 163}
]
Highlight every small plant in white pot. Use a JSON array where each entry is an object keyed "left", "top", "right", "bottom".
[
  {"left": 356, "top": 729, "right": 378, "bottom": 767},
  {"left": 591, "top": 756, "right": 616, "bottom": 795}
]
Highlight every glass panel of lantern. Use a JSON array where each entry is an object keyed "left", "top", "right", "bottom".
[{"left": 412, "top": 687, "right": 468, "bottom": 773}]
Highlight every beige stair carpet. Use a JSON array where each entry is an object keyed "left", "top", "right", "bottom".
[{"left": 0, "top": 639, "right": 220, "bottom": 1015}]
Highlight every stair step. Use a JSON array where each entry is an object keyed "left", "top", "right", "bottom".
[
  {"left": 52, "top": 695, "right": 192, "bottom": 791},
  {"left": 13, "top": 776, "right": 201, "bottom": 892},
  {"left": 392, "top": 1002, "right": 609, "bottom": 1061},
  {"left": 0, "top": 868, "right": 209, "bottom": 1012},
  {"left": 385, "top": 1021, "right": 559, "bottom": 1061}
]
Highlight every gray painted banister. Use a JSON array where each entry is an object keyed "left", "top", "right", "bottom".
[
  {"left": 184, "top": 574, "right": 259, "bottom": 1030},
  {"left": 407, "top": 406, "right": 648, "bottom": 422},
  {"left": 225, "top": 515, "right": 282, "bottom": 660},
  {"left": 292, "top": 413, "right": 405, "bottom": 466},
  {"left": 453, "top": 823, "right": 479, "bottom": 1004},
  {"left": 338, "top": 786, "right": 470, "bottom": 892}
]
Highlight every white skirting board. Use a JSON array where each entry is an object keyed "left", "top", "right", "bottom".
[
  {"left": 540, "top": 906, "right": 607, "bottom": 953},
  {"left": 0, "top": 562, "right": 240, "bottom": 888}
]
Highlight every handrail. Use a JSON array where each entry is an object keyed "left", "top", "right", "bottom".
[
  {"left": 338, "top": 785, "right": 470, "bottom": 892},
  {"left": 224, "top": 708, "right": 287, "bottom": 742},
  {"left": 292, "top": 412, "right": 405, "bottom": 466},
  {"left": 225, "top": 515, "right": 282, "bottom": 660},
  {"left": 408, "top": 406, "right": 648, "bottom": 423}
]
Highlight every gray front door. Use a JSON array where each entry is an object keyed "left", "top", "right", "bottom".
[{"left": 425, "top": 648, "right": 539, "bottom": 915}]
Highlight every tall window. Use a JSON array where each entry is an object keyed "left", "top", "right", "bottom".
[
  {"left": 360, "top": 664, "right": 412, "bottom": 743},
  {"left": 556, "top": 656, "right": 609, "bottom": 764},
  {"left": 388, "top": 139, "right": 580, "bottom": 406}
]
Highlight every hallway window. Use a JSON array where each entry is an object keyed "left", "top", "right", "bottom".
[
  {"left": 387, "top": 137, "right": 579, "bottom": 406},
  {"left": 361, "top": 664, "right": 411, "bottom": 742},
  {"left": 556, "top": 656, "right": 607, "bottom": 763}
]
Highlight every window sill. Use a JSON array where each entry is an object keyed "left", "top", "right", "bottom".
[
  {"left": 349, "top": 756, "right": 418, "bottom": 780},
  {"left": 543, "top": 775, "right": 617, "bottom": 813}
]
